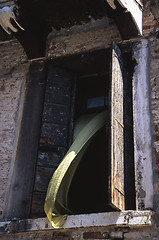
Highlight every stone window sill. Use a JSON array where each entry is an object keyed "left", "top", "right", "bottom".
[{"left": 0, "top": 211, "right": 154, "bottom": 234}]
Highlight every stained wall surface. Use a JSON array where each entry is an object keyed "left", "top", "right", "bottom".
[
  {"left": 0, "top": 0, "right": 159, "bottom": 239},
  {"left": 0, "top": 40, "right": 28, "bottom": 217}
]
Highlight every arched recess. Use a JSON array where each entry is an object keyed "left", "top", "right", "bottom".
[
  {"left": 106, "top": 0, "right": 143, "bottom": 37},
  {"left": 0, "top": 0, "right": 143, "bottom": 59}
]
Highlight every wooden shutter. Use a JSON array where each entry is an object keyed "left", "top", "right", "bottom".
[
  {"left": 109, "top": 42, "right": 125, "bottom": 210},
  {"left": 31, "top": 66, "right": 75, "bottom": 218}
]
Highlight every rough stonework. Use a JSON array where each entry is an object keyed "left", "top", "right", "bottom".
[
  {"left": 0, "top": 39, "right": 28, "bottom": 217},
  {"left": 0, "top": 0, "right": 159, "bottom": 239},
  {"left": 143, "top": 0, "right": 159, "bottom": 224}
]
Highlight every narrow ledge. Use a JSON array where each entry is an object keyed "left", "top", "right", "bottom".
[{"left": 0, "top": 211, "right": 154, "bottom": 234}]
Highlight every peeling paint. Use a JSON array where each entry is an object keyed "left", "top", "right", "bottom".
[
  {"left": 133, "top": 39, "right": 153, "bottom": 210},
  {"left": 138, "top": 188, "right": 146, "bottom": 198}
]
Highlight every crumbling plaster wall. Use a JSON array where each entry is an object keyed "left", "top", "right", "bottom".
[
  {"left": 1, "top": 0, "right": 159, "bottom": 239},
  {"left": 144, "top": 0, "right": 159, "bottom": 222},
  {"left": 0, "top": 39, "right": 28, "bottom": 217},
  {"left": 0, "top": 16, "right": 121, "bottom": 220}
]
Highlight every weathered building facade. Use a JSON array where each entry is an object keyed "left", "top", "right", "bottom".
[{"left": 0, "top": 0, "right": 159, "bottom": 239}]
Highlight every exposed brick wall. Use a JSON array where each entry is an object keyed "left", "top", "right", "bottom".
[
  {"left": 150, "top": 38, "right": 159, "bottom": 175},
  {"left": 1, "top": 0, "right": 159, "bottom": 239},
  {"left": 0, "top": 231, "right": 54, "bottom": 240},
  {"left": 0, "top": 227, "right": 159, "bottom": 240},
  {"left": 0, "top": 39, "right": 28, "bottom": 218}
]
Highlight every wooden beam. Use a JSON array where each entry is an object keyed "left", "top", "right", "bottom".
[{"left": 4, "top": 61, "right": 47, "bottom": 220}]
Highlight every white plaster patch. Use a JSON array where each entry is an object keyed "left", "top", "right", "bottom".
[
  {"left": 133, "top": 39, "right": 153, "bottom": 210},
  {"left": 106, "top": 0, "right": 143, "bottom": 35},
  {"left": 0, "top": 211, "right": 153, "bottom": 234}
]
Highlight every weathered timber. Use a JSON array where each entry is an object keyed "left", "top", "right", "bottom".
[
  {"left": 37, "top": 151, "right": 60, "bottom": 168},
  {"left": 40, "top": 123, "right": 68, "bottom": 147},
  {"left": 31, "top": 192, "right": 46, "bottom": 218},
  {"left": 31, "top": 66, "right": 75, "bottom": 217},
  {"left": 42, "top": 103, "right": 70, "bottom": 125},
  {"left": 109, "top": 42, "right": 125, "bottom": 210},
  {"left": 45, "top": 87, "right": 71, "bottom": 105},
  {"left": 34, "top": 167, "right": 54, "bottom": 193},
  {"left": 4, "top": 61, "right": 47, "bottom": 219},
  {"left": 47, "top": 66, "right": 72, "bottom": 86}
]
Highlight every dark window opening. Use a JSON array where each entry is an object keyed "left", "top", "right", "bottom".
[
  {"left": 31, "top": 47, "right": 136, "bottom": 218},
  {"left": 68, "top": 125, "right": 111, "bottom": 214},
  {"left": 75, "top": 74, "right": 109, "bottom": 118},
  {"left": 68, "top": 72, "right": 111, "bottom": 214},
  {"left": 123, "top": 50, "right": 136, "bottom": 211},
  {"left": 67, "top": 47, "right": 135, "bottom": 214}
]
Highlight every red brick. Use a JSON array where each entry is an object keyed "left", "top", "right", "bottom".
[
  {"left": 154, "top": 125, "right": 159, "bottom": 133},
  {"left": 143, "top": 25, "right": 154, "bottom": 30},
  {"left": 53, "top": 232, "right": 72, "bottom": 240},
  {"left": 155, "top": 150, "right": 159, "bottom": 165},
  {"left": 83, "top": 231, "right": 109, "bottom": 239}
]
